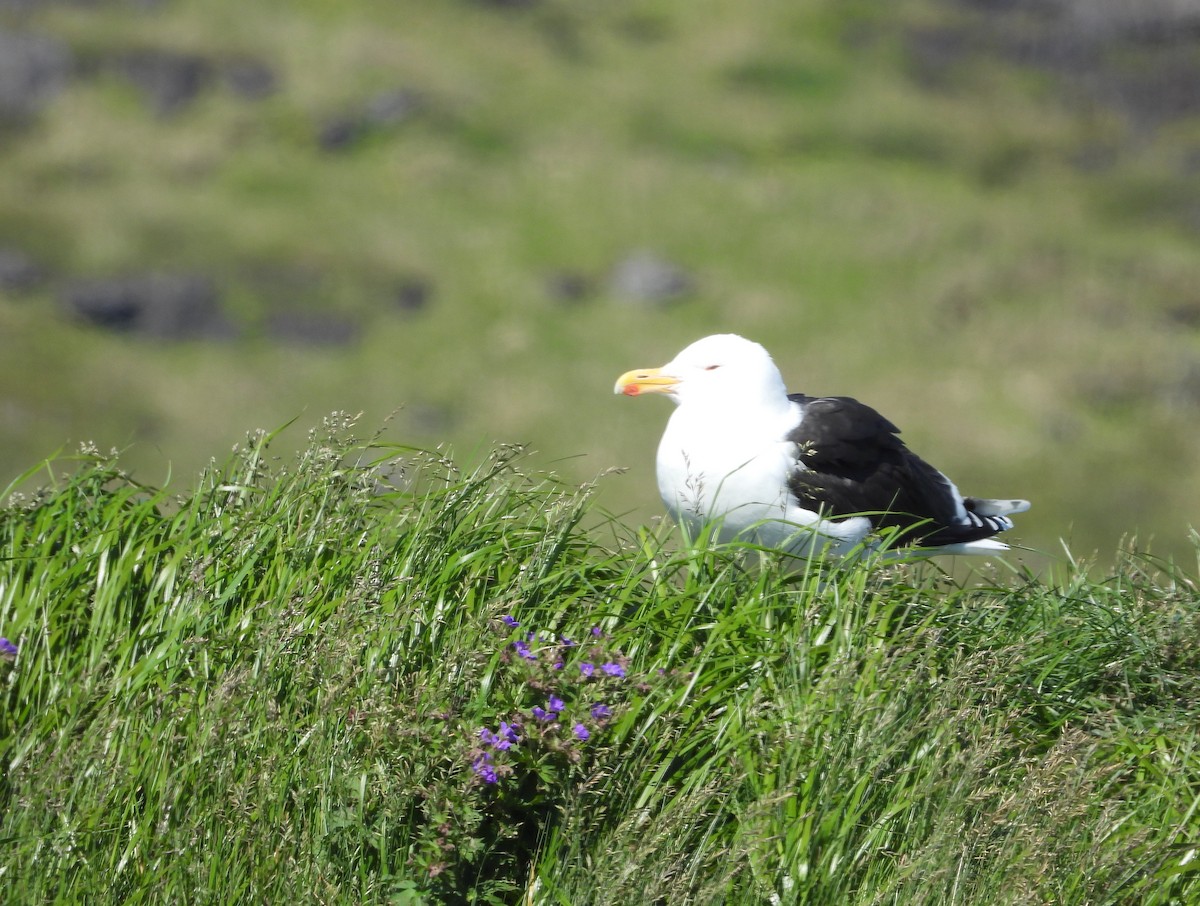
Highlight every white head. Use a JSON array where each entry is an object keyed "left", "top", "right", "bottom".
[{"left": 614, "top": 334, "right": 789, "bottom": 411}]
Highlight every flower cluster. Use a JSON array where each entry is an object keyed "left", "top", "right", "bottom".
[
  {"left": 0, "top": 637, "right": 16, "bottom": 662},
  {"left": 471, "top": 752, "right": 499, "bottom": 785},
  {"left": 413, "top": 613, "right": 690, "bottom": 895},
  {"left": 480, "top": 721, "right": 520, "bottom": 750},
  {"left": 468, "top": 616, "right": 633, "bottom": 786}
]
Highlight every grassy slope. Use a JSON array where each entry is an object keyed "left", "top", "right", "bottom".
[
  {"left": 0, "top": 423, "right": 1198, "bottom": 904},
  {"left": 2, "top": 0, "right": 1200, "bottom": 565}
]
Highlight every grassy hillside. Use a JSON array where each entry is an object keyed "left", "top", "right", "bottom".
[
  {"left": 0, "top": 423, "right": 1198, "bottom": 904},
  {"left": 3, "top": 0, "right": 1200, "bottom": 565}
]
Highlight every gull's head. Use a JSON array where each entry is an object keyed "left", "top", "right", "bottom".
[{"left": 614, "top": 334, "right": 788, "bottom": 409}]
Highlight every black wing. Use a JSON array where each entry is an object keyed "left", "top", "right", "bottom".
[{"left": 784, "top": 394, "right": 1003, "bottom": 547}]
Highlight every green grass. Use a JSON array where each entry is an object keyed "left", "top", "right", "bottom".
[{"left": 1, "top": 418, "right": 1198, "bottom": 904}]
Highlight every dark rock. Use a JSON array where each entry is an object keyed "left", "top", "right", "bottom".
[
  {"left": 0, "top": 29, "right": 71, "bottom": 121},
  {"left": 118, "top": 48, "right": 212, "bottom": 116},
  {"left": 609, "top": 251, "right": 694, "bottom": 305},
  {"left": 393, "top": 277, "right": 433, "bottom": 314},
  {"left": 545, "top": 270, "right": 593, "bottom": 305},
  {"left": 1165, "top": 302, "right": 1200, "bottom": 329},
  {"left": 263, "top": 310, "right": 360, "bottom": 346},
  {"left": 316, "top": 115, "right": 365, "bottom": 152},
  {"left": 61, "top": 274, "right": 234, "bottom": 339},
  {"left": 222, "top": 56, "right": 278, "bottom": 101},
  {"left": 0, "top": 247, "right": 46, "bottom": 292},
  {"left": 317, "top": 87, "right": 424, "bottom": 152},
  {"left": 64, "top": 283, "right": 140, "bottom": 330}
]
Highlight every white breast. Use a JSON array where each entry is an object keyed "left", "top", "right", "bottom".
[{"left": 655, "top": 400, "right": 874, "bottom": 557}]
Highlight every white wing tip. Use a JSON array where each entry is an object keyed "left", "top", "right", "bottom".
[{"left": 968, "top": 497, "right": 1031, "bottom": 517}]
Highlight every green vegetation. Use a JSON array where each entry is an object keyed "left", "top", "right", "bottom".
[
  {"left": 2, "top": 419, "right": 1197, "bottom": 904},
  {"left": 3, "top": 1, "right": 1200, "bottom": 565}
]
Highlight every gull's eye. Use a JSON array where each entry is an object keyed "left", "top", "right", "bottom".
[{"left": 704, "top": 364, "right": 720, "bottom": 371}]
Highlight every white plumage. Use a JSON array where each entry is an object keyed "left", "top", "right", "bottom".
[{"left": 615, "top": 334, "right": 1029, "bottom": 559}]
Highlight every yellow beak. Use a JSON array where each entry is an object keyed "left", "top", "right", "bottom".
[{"left": 614, "top": 366, "right": 680, "bottom": 397}]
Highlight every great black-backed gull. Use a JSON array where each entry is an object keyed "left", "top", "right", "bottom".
[{"left": 614, "top": 334, "right": 1029, "bottom": 559}]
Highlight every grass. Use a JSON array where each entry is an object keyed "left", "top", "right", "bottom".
[{"left": 1, "top": 416, "right": 1198, "bottom": 904}]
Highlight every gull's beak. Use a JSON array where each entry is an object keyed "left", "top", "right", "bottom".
[{"left": 614, "top": 366, "right": 680, "bottom": 397}]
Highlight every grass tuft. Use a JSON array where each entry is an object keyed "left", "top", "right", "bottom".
[{"left": 1, "top": 418, "right": 1198, "bottom": 903}]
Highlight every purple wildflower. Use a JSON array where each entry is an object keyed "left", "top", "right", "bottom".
[
  {"left": 472, "top": 753, "right": 499, "bottom": 784},
  {"left": 601, "top": 662, "right": 626, "bottom": 678},
  {"left": 490, "top": 721, "right": 519, "bottom": 750},
  {"left": 513, "top": 639, "right": 537, "bottom": 661},
  {"left": 590, "top": 703, "right": 611, "bottom": 720},
  {"left": 501, "top": 615, "right": 520, "bottom": 628},
  {"left": 579, "top": 662, "right": 595, "bottom": 677},
  {"left": 591, "top": 626, "right": 603, "bottom": 638},
  {"left": 573, "top": 723, "right": 590, "bottom": 741},
  {"left": 561, "top": 636, "right": 577, "bottom": 647},
  {"left": 480, "top": 722, "right": 522, "bottom": 750},
  {"left": 0, "top": 638, "right": 16, "bottom": 659},
  {"left": 532, "top": 706, "right": 555, "bottom": 722},
  {"left": 548, "top": 695, "right": 566, "bottom": 713}
]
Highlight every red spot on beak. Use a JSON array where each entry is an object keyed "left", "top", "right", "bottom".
[{"left": 623, "top": 384, "right": 640, "bottom": 397}]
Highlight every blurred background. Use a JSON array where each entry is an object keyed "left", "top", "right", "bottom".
[{"left": 2, "top": 0, "right": 1200, "bottom": 568}]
